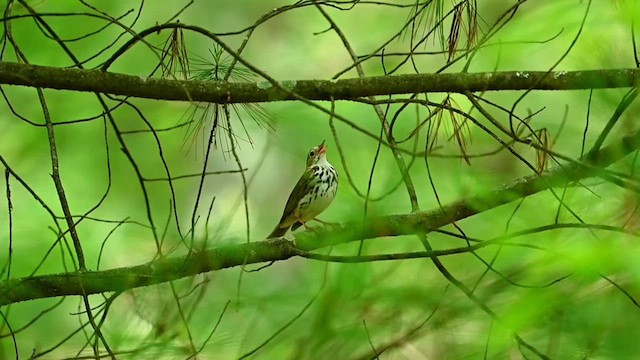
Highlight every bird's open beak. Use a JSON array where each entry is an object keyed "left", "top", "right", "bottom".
[{"left": 318, "top": 140, "right": 326, "bottom": 154}]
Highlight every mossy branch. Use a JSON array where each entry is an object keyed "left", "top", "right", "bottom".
[
  {"left": 0, "top": 126, "right": 636, "bottom": 306},
  {"left": 0, "top": 62, "right": 638, "bottom": 104}
]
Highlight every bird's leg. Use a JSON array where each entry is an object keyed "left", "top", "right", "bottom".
[
  {"left": 304, "top": 218, "right": 340, "bottom": 233},
  {"left": 299, "top": 219, "right": 320, "bottom": 231},
  {"left": 312, "top": 218, "right": 338, "bottom": 225}
]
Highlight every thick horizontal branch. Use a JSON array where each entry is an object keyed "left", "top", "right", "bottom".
[
  {"left": 0, "top": 240, "right": 301, "bottom": 306},
  {"left": 0, "top": 62, "right": 638, "bottom": 103},
  {"left": 0, "top": 127, "right": 637, "bottom": 306}
]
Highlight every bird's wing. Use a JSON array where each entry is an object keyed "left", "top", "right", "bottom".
[{"left": 276, "top": 167, "right": 315, "bottom": 227}]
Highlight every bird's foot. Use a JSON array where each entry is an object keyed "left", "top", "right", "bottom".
[
  {"left": 302, "top": 222, "right": 317, "bottom": 230},
  {"left": 312, "top": 218, "right": 338, "bottom": 226}
]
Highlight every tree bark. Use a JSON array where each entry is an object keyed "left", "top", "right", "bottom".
[
  {"left": 0, "top": 62, "right": 638, "bottom": 104},
  {"left": 0, "top": 126, "right": 635, "bottom": 306}
]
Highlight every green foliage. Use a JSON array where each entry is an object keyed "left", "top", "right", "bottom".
[{"left": 0, "top": 0, "right": 639, "bottom": 359}]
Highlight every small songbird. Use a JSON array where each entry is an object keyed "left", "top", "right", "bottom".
[{"left": 269, "top": 140, "right": 338, "bottom": 238}]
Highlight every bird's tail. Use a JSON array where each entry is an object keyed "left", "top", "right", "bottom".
[{"left": 268, "top": 226, "right": 289, "bottom": 239}]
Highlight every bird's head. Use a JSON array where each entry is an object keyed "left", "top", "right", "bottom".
[{"left": 306, "top": 140, "right": 328, "bottom": 167}]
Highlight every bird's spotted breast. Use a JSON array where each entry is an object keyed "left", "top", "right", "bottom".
[{"left": 295, "top": 164, "right": 337, "bottom": 222}]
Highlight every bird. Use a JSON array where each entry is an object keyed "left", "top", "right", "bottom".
[{"left": 268, "top": 140, "right": 338, "bottom": 238}]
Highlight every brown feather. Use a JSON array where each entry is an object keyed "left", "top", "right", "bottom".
[{"left": 269, "top": 167, "right": 315, "bottom": 237}]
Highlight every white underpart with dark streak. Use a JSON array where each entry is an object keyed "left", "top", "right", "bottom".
[{"left": 294, "top": 155, "right": 338, "bottom": 223}]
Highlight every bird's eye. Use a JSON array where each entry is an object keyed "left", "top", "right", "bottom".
[{"left": 309, "top": 150, "right": 316, "bottom": 157}]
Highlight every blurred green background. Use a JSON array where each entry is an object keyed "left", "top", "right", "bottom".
[{"left": 0, "top": 0, "right": 639, "bottom": 359}]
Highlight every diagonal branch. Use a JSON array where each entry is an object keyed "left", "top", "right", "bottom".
[
  {"left": 0, "top": 61, "right": 639, "bottom": 104},
  {"left": 0, "top": 240, "right": 299, "bottom": 306},
  {"left": 0, "top": 124, "right": 637, "bottom": 306}
]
